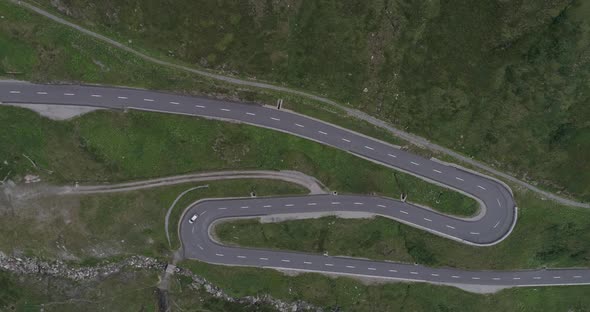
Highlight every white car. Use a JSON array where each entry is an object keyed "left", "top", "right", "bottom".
[{"left": 188, "top": 214, "right": 199, "bottom": 224}]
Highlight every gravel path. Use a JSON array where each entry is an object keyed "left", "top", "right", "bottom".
[{"left": 10, "top": 0, "right": 588, "bottom": 208}]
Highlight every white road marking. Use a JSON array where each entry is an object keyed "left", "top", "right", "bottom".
[
  {"left": 199, "top": 211, "right": 207, "bottom": 216},
  {"left": 218, "top": 207, "right": 227, "bottom": 210},
  {"left": 411, "top": 161, "right": 420, "bottom": 166},
  {"left": 410, "top": 272, "right": 418, "bottom": 275},
  {"left": 364, "top": 146, "right": 374, "bottom": 150},
  {"left": 215, "top": 253, "right": 224, "bottom": 257},
  {"left": 470, "top": 232, "right": 480, "bottom": 235},
  {"left": 533, "top": 277, "right": 541, "bottom": 280},
  {"left": 400, "top": 210, "right": 409, "bottom": 215},
  {"left": 237, "top": 255, "right": 246, "bottom": 259},
  {"left": 281, "top": 259, "right": 291, "bottom": 263},
  {"left": 170, "top": 101, "right": 180, "bottom": 105},
  {"left": 472, "top": 277, "right": 480, "bottom": 280},
  {"left": 574, "top": 276, "right": 582, "bottom": 278},
  {"left": 331, "top": 202, "right": 340, "bottom": 205},
  {"left": 431, "top": 273, "right": 439, "bottom": 277},
  {"left": 341, "top": 138, "right": 351, "bottom": 142},
  {"left": 368, "top": 268, "right": 377, "bottom": 271},
  {"left": 553, "top": 276, "right": 561, "bottom": 279},
  {"left": 423, "top": 218, "right": 432, "bottom": 222},
  {"left": 260, "top": 258, "right": 269, "bottom": 261},
  {"left": 388, "top": 154, "right": 397, "bottom": 158},
  {"left": 285, "top": 204, "right": 294, "bottom": 207},
  {"left": 446, "top": 225, "right": 456, "bottom": 229},
  {"left": 493, "top": 221, "right": 501, "bottom": 229},
  {"left": 37, "top": 92, "right": 48, "bottom": 95},
  {"left": 304, "top": 261, "right": 313, "bottom": 264},
  {"left": 325, "top": 264, "right": 334, "bottom": 267},
  {"left": 477, "top": 185, "right": 487, "bottom": 190},
  {"left": 492, "top": 277, "right": 501, "bottom": 281},
  {"left": 455, "top": 177, "right": 464, "bottom": 181},
  {"left": 271, "top": 117, "right": 280, "bottom": 121},
  {"left": 307, "top": 203, "right": 317, "bottom": 206},
  {"left": 9, "top": 91, "right": 20, "bottom": 94},
  {"left": 497, "top": 198, "right": 502, "bottom": 207},
  {"left": 433, "top": 169, "right": 442, "bottom": 173},
  {"left": 221, "top": 108, "right": 231, "bottom": 112},
  {"left": 246, "top": 112, "right": 256, "bottom": 116},
  {"left": 143, "top": 98, "right": 154, "bottom": 102},
  {"left": 377, "top": 204, "right": 386, "bottom": 208},
  {"left": 318, "top": 131, "right": 328, "bottom": 135},
  {"left": 295, "top": 123, "right": 304, "bottom": 128},
  {"left": 263, "top": 205, "right": 272, "bottom": 208},
  {"left": 513, "top": 277, "right": 521, "bottom": 280},
  {"left": 197, "top": 245, "right": 203, "bottom": 250},
  {"left": 117, "top": 96, "right": 128, "bottom": 99},
  {"left": 346, "top": 265, "right": 356, "bottom": 269},
  {"left": 452, "top": 276, "right": 460, "bottom": 279},
  {"left": 389, "top": 269, "right": 397, "bottom": 273},
  {"left": 91, "top": 94, "right": 102, "bottom": 98},
  {"left": 354, "top": 202, "right": 364, "bottom": 205},
  {"left": 195, "top": 105, "right": 205, "bottom": 108},
  {"left": 240, "top": 206, "right": 249, "bottom": 209},
  {"left": 64, "top": 93, "right": 75, "bottom": 96}
]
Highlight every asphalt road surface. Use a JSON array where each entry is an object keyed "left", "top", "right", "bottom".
[{"left": 1, "top": 81, "right": 588, "bottom": 288}]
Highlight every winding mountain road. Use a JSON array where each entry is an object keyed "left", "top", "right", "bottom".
[{"left": 1, "top": 81, "right": 588, "bottom": 289}]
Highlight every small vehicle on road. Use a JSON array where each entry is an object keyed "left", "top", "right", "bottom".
[{"left": 188, "top": 214, "right": 199, "bottom": 224}]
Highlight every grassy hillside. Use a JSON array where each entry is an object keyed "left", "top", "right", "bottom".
[{"left": 35, "top": 0, "right": 590, "bottom": 201}]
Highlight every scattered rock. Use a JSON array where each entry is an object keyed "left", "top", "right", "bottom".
[
  {"left": 24, "top": 175, "right": 41, "bottom": 184},
  {"left": 363, "top": 88, "right": 369, "bottom": 93}
]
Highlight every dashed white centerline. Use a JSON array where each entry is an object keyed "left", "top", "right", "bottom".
[
  {"left": 260, "top": 257, "right": 269, "bottom": 261},
  {"left": 237, "top": 256, "right": 246, "bottom": 259},
  {"left": 492, "top": 277, "right": 501, "bottom": 281},
  {"left": 388, "top": 154, "right": 397, "bottom": 158},
  {"left": 318, "top": 131, "right": 328, "bottom": 135},
  {"left": 455, "top": 177, "right": 464, "bottom": 181},
  {"left": 331, "top": 202, "right": 341, "bottom": 205},
  {"left": 197, "top": 245, "right": 204, "bottom": 250},
  {"left": 364, "top": 146, "right": 375, "bottom": 150},
  {"left": 388, "top": 269, "right": 397, "bottom": 273},
  {"left": 451, "top": 276, "right": 460, "bottom": 279},
  {"left": 220, "top": 108, "right": 231, "bottom": 112},
  {"left": 64, "top": 93, "right": 75, "bottom": 96},
  {"left": 263, "top": 205, "right": 272, "bottom": 208},
  {"left": 400, "top": 210, "right": 409, "bottom": 215},
  {"left": 377, "top": 204, "right": 386, "bottom": 208},
  {"left": 341, "top": 138, "right": 351, "bottom": 142},
  {"left": 471, "top": 277, "right": 480, "bottom": 280},
  {"left": 215, "top": 254, "right": 224, "bottom": 257},
  {"left": 497, "top": 198, "right": 502, "bottom": 207},
  {"left": 433, "top": 169, "right": 442, "bottom": 173},
  {"left": 410, "top": 272, "right": 419, "bottom": 275},
  {"left": 325, "top": 264, "right": 334, "bottom": 267},
  {"left": 9, "top": 91, "right": 20, "bottom": 94},
  {"left": 411, "top": 161, "right": 420, "bottom": 166},
  {"left": 533, "top": 277, "right": 541, "bottom": 280},
  {"left": 295, "top": 123, "right": 305, "bottom": 128},
  {"left": 304, "top": 261, "right": 313, "bottom": 265},
  {"left": 285, "top": 204, "right": 294, "bottom": 207},
  {"left": 240, "top": 206, "right": 249, "bottom": 209},
  {"left": 218, "top": 207, "right": 227, "bottom": 210},
  {"left": 271, "top": 117, "right": 280, "bottom": 121},
  {"left": 553, "top": 276, "right": 561, "bottom": 279},
  {"left": 117, "top": 96, "right": 128, "bottom": 99},
  {"left": 574, "top": 276, "right": 582, "bottom": 278},
  {"left": 513, "top": 277, "right": 521, "bottom": 280},
  {"left": 368, "top": 268, "right": 377, "bottom": 271},
  {"left": 346, "top": 266, "right": 356, "bottom": 269},
  {"left": 195, "top": 105, "right": 205, "bottom": 108},
  {"left": 91, "top": 94, "right": 102, "bottom": 98},
  {"left": 36, "top": 92, "right": 48, "bottom": 95},
  {"left": 246, "top": 112, "right": 256, "bottom": 116},
  {"left": 143, "top": 98, "right": 154, "bottom": 102},
  {"left": 354, "top": 202, "right": 364, "bottom": 205},
  {"left": 170, "top": 101, "right": 180, "bottom": 105},
  {"left": 281, "top": 259, "right": 291, "bottom": 263},
  {"left": 446, "top": 225, "right": 456, "bottom": 229},
  {"left": 307, "top": 203, "right": 317, "bottom": 206},
  {"left": 431, "top": 273, "right": 439, "bottom": 277},
  {"left": 477, "top": 185, "right": 487, "bottom": 190},
  {"left": 423, "top": 218, "right": 432, "bottom": 222},
  {"left": 470, "top": 232, "right": 480, "bottom": 235},
  {"left": 493, "top": 221, "right": 501, "bottom": 229}
]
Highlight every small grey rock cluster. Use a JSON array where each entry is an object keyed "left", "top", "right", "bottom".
[{"left": 175, "top": 267, "right": 323, "bottom": 312}]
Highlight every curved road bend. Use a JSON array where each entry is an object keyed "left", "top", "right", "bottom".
[{"left": 2, "top": 81, "right": 588, "bottom": 287}]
